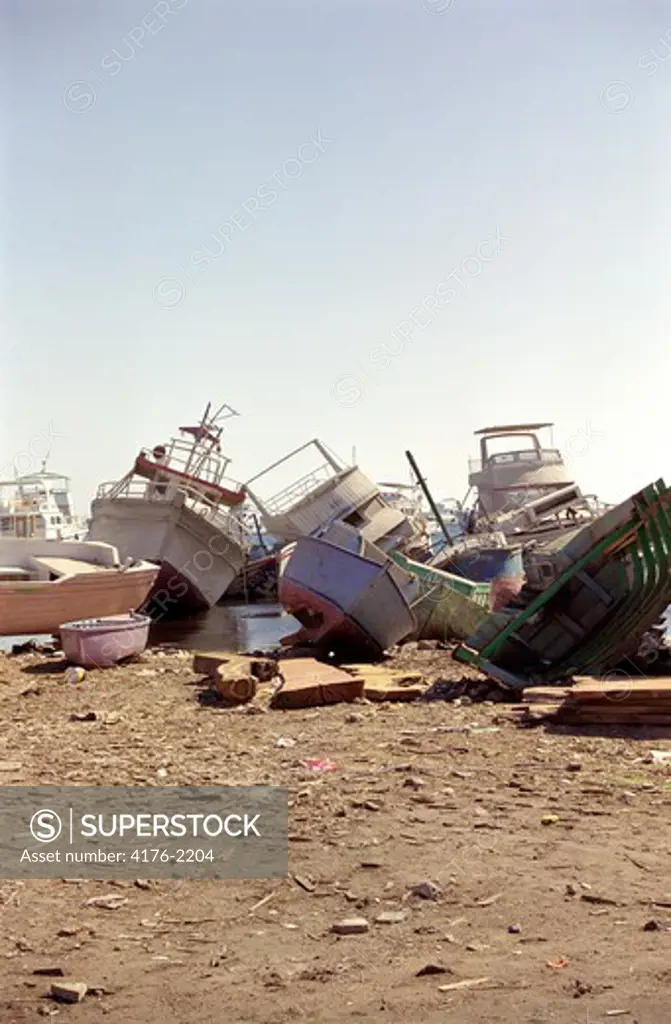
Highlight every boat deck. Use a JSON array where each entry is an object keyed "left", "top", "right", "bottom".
[{"left": 30, "top": 557, "right": 109, "bottom": 578}]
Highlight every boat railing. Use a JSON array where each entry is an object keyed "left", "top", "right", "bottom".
[
  {"left": 139, "top": 438, "right": 233, "bottom": 486},
  {"left": 261, "top": 463, "right": 348, "bottom": 515},
  {"left": 95, "top": 478, "right": 250, "bottom": 544}
]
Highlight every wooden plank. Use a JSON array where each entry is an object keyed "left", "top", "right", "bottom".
[
  {"left": 552, "top": 712, "right": 671, "bottom": 725},
  {"left": 574, "top": 675, "right": 671, "bottom": 688},
  {"left": 273, "top": 658, "right": 364, "bottom": 709},
  {"left": 361, "top": 676, "right": 425, "bottom": 702},
  {"left": 524, "top": 680, "right": 671, "bottom": 704},
  {"left": 193, "top": 652, "right": 278, "bottom": 683},
  {"left": 345, "top": 664, "right": 426, "bottom": 701},
  {"left": 523, "top": 688, "right": 574, "bottom": 704}
]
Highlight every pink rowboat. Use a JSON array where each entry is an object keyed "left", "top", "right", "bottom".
[{"left": 59, "top": 612, "right": 151, "bottom": 669}]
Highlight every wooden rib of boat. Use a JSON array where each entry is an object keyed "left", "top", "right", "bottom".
[{"left": 0, "top": 538, "right": 159, "bottom": 636}]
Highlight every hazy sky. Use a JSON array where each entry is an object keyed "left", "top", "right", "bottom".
[{"left": 3, "top": 1, "right": 670, "bottom": 513}]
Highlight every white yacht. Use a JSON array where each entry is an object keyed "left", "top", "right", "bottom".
[{"left": 0, "top": 462, "right": 87, "bottom": 541}]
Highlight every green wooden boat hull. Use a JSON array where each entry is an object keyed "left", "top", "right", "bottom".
[
  {"left": 389, "top": 550, "right": 491, "bottom": 642},
  {"left": 454, "top": 479, "right": 671, "bottom": 687}
]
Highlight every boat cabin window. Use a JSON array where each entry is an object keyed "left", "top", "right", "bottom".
[
  {"left": 343, "top": 510, "right": 367, "bottom": 528},
  {"left": 489, "top": 450, "right": 541, "bottom": 466}
]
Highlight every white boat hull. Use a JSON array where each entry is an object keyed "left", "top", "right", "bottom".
[{"left": 88, "top": 493, "right": 246, "bottom": 612}]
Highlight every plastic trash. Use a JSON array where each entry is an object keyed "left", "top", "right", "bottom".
[
  {"left": 64, "top": 666, "right": 86, "bottom": 684},
  {"left": 301, "top": 758, "right": 336, "bottom": 772}
]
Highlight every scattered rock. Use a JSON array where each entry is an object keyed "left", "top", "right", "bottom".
[
  {"left": 50, "top": 981, "right": 87, "bottom": 1003},
  {"left": 375, "top": 911, "right": 408, "bottom": 925},
  {"left": 403, "top": 776, "right": 425, "bottom": 789},
  {"left": 508, "top": 924, "right": 521, "bottom": 934},
  {"left": 416, "top": 962, "right": 449, "bottom": 976},
  {"left": 332, "top": 917, "right": 369, "bottom": 935},
  {"left": 85, "top": 895, "right": 128, "bottom": 910},
  {"left": 580, "top": 893, "right": 618, "bottom": 906},
  {"left": 541, "top": 814, "right": 560, "bottom": 826},
  {"left": 410, "top": 881, "right": 441, "bottom": 901},
  {"left": 293, "top": 874, "right": 316, "bottom": 893},
  {"left": 643, "top": 918, "right": 671, "bottom": 932},
  {"left": 566, "top": 760, "right": 582, "bottom": 772},
  {"left": 20, "top": 684, "right": 41, "bottom": 697}
]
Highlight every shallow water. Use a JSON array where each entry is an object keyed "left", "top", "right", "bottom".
[
  {"left": 0, "top": 602, "right": 299, "bottom": 654},
  {"left": 149, "top": 602, "right": 298, "bottom": 653},
  {"left": 2, "top": 603, "right": 669, "bottom": 655}
]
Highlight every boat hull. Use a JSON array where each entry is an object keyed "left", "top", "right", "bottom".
[
  {"left": 89, "top": 494, "right": 246, "bottom": 614},
  {"left": 60, "top": 613, "right": 151, "bottom": 668},
  {"left": 277, "top": 536, "right": 416, "bottom": 656},
  {"left": 388, "top": 550, "right": 491, "bottom": 642},
  {"left": 224, "top": 553, "right": 279, "bottom": 602},
  {"left": 455, "top": 480, "right": 671, "bottom": 687},
  {"left": 437, "top": 545, "right": 525, "bottom": 611},
  {"left": 0, "top": 565, "right": 159, "bottom": 636}
]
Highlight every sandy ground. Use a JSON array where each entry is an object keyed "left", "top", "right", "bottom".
[{"left": 1, "top": 644, "right": 670, "bottom": 1023}]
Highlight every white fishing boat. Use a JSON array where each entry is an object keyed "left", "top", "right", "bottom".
[
  {"left": 88, "top": 403, "right": 249, "bottom": 613},
  {"left": 0, "top": 462, "right": 87, "bottom": 541}
]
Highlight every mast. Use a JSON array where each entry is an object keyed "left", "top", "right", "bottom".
[{"left": 405, "top": 450, "right": 452, "bottom": 547}]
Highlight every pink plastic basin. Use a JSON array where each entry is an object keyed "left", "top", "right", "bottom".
[{"left": 59, "top": 613, "right": 151, "bottom": 669}]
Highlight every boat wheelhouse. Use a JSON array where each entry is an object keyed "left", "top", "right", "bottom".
[
  {"left": 89, "top": 403, "right": 249, "bottom": 613},
  {"left": 244, "top": 439, "right": 421, "bottom": 552},
  {"left": 0, "top": 463, "right": 87, "bottom": 541},
  {"left": 467, "top": 423, "right": 576, "bottom": 517}
]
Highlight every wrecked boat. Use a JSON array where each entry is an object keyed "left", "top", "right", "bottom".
[
  {"left": 277, "top": 526, "right": 417, "bottom": 656},
  {"left": 245, "top": 439, "right": 425, "bottom": 553},
  {"left": 0, "top": 538, "right": 158, "bottom": 636},
  {"left": 388, "top": 549, "right": 491, "bottom": 643},
  {"left": 431, "top": 533, "right": 525, "bottom": 610},
  {"left": 88, "top": 403, "right": 248, "bottom": 614},
  {"left": 462, "top": 422, "right": 608, "bottom": 543},
  {"left": 428, "top": 422, "right": 612, "bottom": 608},
  {"left": 454, "top": 479, "right": 671, "bottom": 687}
]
